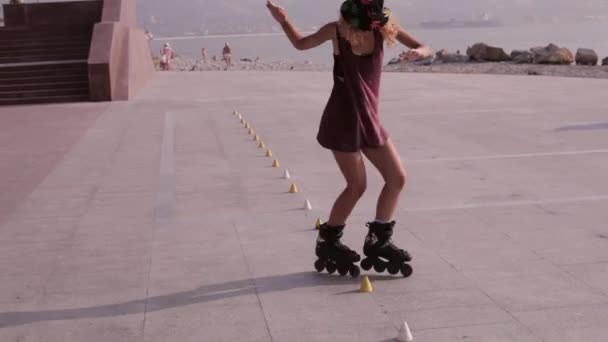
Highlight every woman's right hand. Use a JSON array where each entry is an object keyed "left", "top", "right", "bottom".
[{"left": 266, "top": 0, "right": 288, "bottom": 23}]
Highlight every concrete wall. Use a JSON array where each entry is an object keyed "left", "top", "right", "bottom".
[
  {"left": 88, "top": 0, "right": 154, "bottom": 101},
  {"left": 2, "top": 1, "right": 102, "bottom": 28}
]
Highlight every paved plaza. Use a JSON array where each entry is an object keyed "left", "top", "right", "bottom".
[{"left": 1, "top": 71, "right": 608, "bottom": 341}]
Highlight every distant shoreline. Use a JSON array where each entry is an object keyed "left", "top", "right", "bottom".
[{"left": 160, "top": 56, "right": 608, "bottom": 79}]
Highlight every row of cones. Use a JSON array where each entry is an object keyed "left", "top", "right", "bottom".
[{"left": 234, "top": 109, "right": 313, "bottom": 206}]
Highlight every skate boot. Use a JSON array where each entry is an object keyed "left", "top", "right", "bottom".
[
  {"left": 361, "top": 221, "right": 413, "bottom": 277},
  {"left": 314, "top": 223, "right": 361, "bottom": 278}
]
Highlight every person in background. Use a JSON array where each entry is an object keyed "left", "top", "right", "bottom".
[
  {"left": 201, "top": 48, "right": 207, "bottom": 62},
  {"left": 160, "top": 43, "right": 175, "bottom": 71},
  {"left": 222, "top": 43, "right": 232, "bottom": 70}
]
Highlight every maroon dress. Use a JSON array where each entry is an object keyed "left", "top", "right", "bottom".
[{"left": 317, "top": 24, "right": 388, "bottom": 153}]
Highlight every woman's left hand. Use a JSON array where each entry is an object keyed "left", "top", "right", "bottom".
[
  {"left": 266, "top": 0, "right": 288, "bottom": 23},
  {"left": 400, "top": 46, "right": 432, "bottom": 62}
]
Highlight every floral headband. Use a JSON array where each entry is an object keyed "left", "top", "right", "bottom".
[{"left": 340, "top": 0, "right": 391, "bottom": 31}]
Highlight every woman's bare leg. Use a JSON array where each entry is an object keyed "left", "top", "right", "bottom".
[
  {"left": 327, "top": 151, "right": 367, "bottom": 226},
  {"left": 362, "top": 139, "right": 407, "bottom": 221}
]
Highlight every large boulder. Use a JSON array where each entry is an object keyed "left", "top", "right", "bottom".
[
  {"left": 438, "top": 53, "right": 470, "bottom": 63},
  {"left": 511, "top": 50, "right": 534, "bottom": 64},
  {"left": 575, "top": 48, "right": 599, "bottom": 65},
  {"left": 531, "top": 44, "right": 574, "bottom": 65},
  {"left": 466, "top": 43, "right": 511, "bottom": 62},
  {"left": 603, "top": 57, "right": 608, "bottom": 66}
]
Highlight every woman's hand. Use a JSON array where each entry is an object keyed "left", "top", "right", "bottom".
[
  {"left": 266, "top": 0, "right": 288, "bottom": 24},
  {"left": 400, "top": 46, "right": 433, "bottom": 62}
]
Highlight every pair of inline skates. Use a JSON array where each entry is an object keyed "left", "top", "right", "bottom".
[{"left": 314, "top": 221, "right": 413, "bottom": 278}]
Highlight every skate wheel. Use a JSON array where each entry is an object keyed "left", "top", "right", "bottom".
[
  {"left": 349, "top": 265, "right": 360, "bottom": 278},
  {"left": 326, "top": 261, "right": 337, "bottom": 274},
  {"left": 314, "top": 259, "right": 326, "bottom": 273},
  {"left": 387, "top": 263, "right": 400, "bottom": 275},
  {"left": 360, "top": 258, "right": 373, "bottom": 271},
  {"left": 400, "top": 263, "right": 413, "bottom": 278},
  {"left": 373, "top": 262, "right": 386, "bottom": 273},
  {"left": 338, "top": 265, "right": 348, "bottom": 276}
]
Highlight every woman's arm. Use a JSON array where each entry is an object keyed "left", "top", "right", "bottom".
[
  {"left": 397, "top": 26, "right": 433, "bottom": 61},
  {"left": 267, "top": 0, "right": 335, "bottom": 51}
]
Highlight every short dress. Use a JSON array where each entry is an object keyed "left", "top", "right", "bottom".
[{"left": 316, "top": 24, "right": 388, "bottom": 153}]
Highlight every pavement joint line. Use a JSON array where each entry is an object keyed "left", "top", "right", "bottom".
[
  {"left": 405, "top": 195, "right": 608, "bottom": 212},
  {"left": 155, "top": 111, "right": 176, "bottom": 221},
  {"left": 406, "top": 149, "right": 608, "bottom": 163}
]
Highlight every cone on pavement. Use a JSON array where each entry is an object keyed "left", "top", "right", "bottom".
[
  {"left": 240, "top": 118, "right": 245, "bottom": 124},
  {"left": 258, "top": 141, "right": 265, "bottom": 149},
  {"left": 245, "top": 123, "right": 250, "bottom": 129},
  {"left": 397, "top": 321, "right": 413, "bottom": 342},
  {"left": 272, "top": 159, "right": 280, "bottom": 168},
  {"left": 304, "top": 199, "right": 312, "bottom": 211},
  {"left": 248, "top": 128, "right": 254, "bottom": 135},
  {"left": 254, "top": 135, "right": 260, "bottom": 142},
  {"left": 283, "top": 169, "right": 291, "bottom": 179},
  {"left": 266, "top": 149, "right": 273, "bottom": 157},
  {"left": 315, "top": 218, "right": 323, "bottom": 229},
  {"left": 289, "top": 183, "right": 298, "bottom": 193},
  {"left": 359, "top": 276, "right": 373, "bottom": 293},
  {"left": 233, "top": 110, "right": 238, "bottom": 116}
]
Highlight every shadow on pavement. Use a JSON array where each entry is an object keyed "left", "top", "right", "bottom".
[{"left": 0, "top": 271, "right": 401, "bottom": 328}]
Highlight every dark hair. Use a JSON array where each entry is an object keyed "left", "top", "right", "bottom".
[{"left": 340, "top": 0, "right": 390, "bottom": 31}]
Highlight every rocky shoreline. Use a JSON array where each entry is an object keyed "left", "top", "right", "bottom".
[{"left": 158, "top": 42, "right": 608, "bottom": 79}]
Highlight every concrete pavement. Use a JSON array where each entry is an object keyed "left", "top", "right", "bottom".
[{"left": 1, "top": 71, "right": 608, "bottom": 341}]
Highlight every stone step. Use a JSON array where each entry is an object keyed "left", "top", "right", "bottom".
[{"left": 0, "top": 94, "right": 90, "bottom": 106}]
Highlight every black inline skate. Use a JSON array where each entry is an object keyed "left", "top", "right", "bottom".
[
  {"left": 314, "top": 223, "right": 361, "bottom": 277},
  {"left": 361, "top": 221, "right": 413, "bottom": 277}
]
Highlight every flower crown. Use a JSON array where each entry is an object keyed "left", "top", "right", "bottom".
[{"left": 340, "top": 0, "right": 391, "bottom": 31}]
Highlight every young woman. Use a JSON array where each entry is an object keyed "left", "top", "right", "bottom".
[{"left": 267, "top": 0, "right": 432, "bottom": 277}]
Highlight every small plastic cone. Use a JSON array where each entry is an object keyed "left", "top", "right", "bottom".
[
  {"left": 233, "top": 110, "right": 238, "bottom": 116},
  {"left": 289, "top": 183, "right": 298, "bottom": 193},
  {"left": 258, "top": 141, "right": 265, "bottom": 149},
  {"left": 272, "top": 160, "right": 280, "bottom": 168},
  {"left": 304, "top": 199, "right": 312, "bottom": 211},
  {"left": 265, "top": 149, "right": 273, "bottom": 157},
  {"left": 315, "top": 218, "right": 323, "bottom": 229},
  {"left": 283, "top": 169, "right": 291, "bottom": 179},
  {"left": 397, "top": 321, "right": 413, "bottom": 342},
  {"left": 240, "top": 118, "right": 244, "bottom": 124},
  {"left": 359, "top": 276, "right": 373, "bottom": 293},
  {"left": 254, "top": 135, "right": 260, "bottom": 141},
  {"left": 248, "top": 128, "right": 254, "bottom": 135},
  {"left": 245, "top": 123, "right": 250, "bottom": 129}
]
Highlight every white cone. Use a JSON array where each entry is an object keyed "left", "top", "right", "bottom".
[
  {"left": 283, "top": 169, "right": 291, "bottom": 179},
  {"left": 397, "top": 321, "right": 413, "bottom": 342},
  {"left": 304, "top": 199, "right": 312, "bottom": 211}
]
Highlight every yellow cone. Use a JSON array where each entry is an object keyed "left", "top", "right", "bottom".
[
  {"left": 233, "top": 110, "right": 238, "bottom": 116},
  {"left": 248, "top": 128, "right": 254, "bottom": 135},
  {"left": 254, "top": 135, "right": 260, "bottom": 141},
  {"left": 272, "top": 159, "right": 280, "bottom": 168},
  {"left": 265, "top": 149, "right": 273, "bottom": 157},
  {"left": 258, "top": 141, "right": 265, "bottom": 149},
  {"left": 289, "top": 183, "right": 298, "bottom": 193},
  {"left": 240, "top": 118, "right": 245, "bottom": 124},
  {"left": 245, "top": 123, "right": 250, "bottom": 129},
  {"left": 360, "top": 276, "right": 373, "bottom": 293},
  {"left": 315, "top": 218, "right": 323, "bottom": 229}
]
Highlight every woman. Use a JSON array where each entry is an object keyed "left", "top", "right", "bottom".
[
  {"left": 222, "top": 43, "right": 232, "bottom": 70},
  {"left": 267, "top": 0, "right": 432, "bottom": 277}
]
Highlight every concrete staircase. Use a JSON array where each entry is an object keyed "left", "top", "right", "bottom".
[{"left": 0, "top": 28, "right": 92, "bottom": 105}]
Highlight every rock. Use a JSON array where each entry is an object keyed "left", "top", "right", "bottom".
[
  {"left": 466, "top": 43, "right": 511, "bottom": 62},
  {"left": 511, "top": 50, "right": 534, "bottom": 64},
  {"left": 531, "top": 44, "right": 574, "bottom": 65},
  {"left": 575, "top": 48, "right": 598, "bottom": 66},
  {"left": 603, "top": 57, "right": 608, "bottom": 66},
  {"left": 437, "top": 53, "right": 470, "bottom": 63}
]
